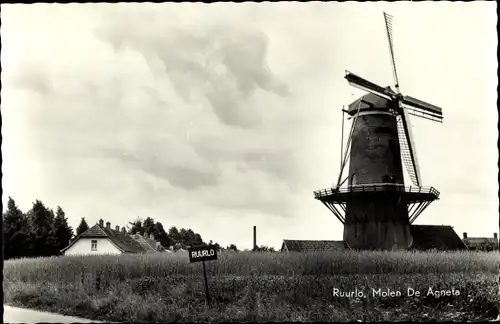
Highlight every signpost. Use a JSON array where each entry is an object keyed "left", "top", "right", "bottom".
[{"left": 188, "top": 245, "right": 218, "bottom": 305}]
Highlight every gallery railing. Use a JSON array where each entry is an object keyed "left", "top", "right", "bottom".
[{"left": 313, "top": 183, "right": 440, "bottom": 199}]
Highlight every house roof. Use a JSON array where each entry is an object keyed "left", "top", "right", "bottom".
[
  {"left": 130, "top": 233, "right": 158, "bottom": 252},
  {"left": 280, "top": 225, "right": 468, "bottom": 252},
  {"left": 61, "top": 224, "right": 146, "bottom": 253},
  {"left": 463, "top": 237, "right": 499, "bottom": 249},
  {"left": 409, "top": 225, "right": 468, "bottom": 251},
  {"left": 281, "top": 240, "right": 346, "bottom": 252},
  {"left": 101, "top": 226, "right": 146, "bottom": 253}
]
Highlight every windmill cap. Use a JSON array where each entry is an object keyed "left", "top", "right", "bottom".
[{"left": 346, "top": 89, "right": 396, "bottom": 115}]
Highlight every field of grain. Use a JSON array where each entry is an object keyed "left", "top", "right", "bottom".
[{"left": 3, "top": 250, "right": 499, "bottom": 322}]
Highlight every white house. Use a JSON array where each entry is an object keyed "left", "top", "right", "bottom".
[{"left": 61, "top": 219, "right": 164, "bottom": 256}]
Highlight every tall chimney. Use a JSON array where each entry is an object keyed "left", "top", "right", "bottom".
[
  {"left": 99, "top": 219, "right": 104, "bottom": 227},
  {"left": 121, "top": 227, "right": 126, "bottom": 234},
  {"left": 463, "top": 232, "right": 467, "bottom": 239},
  {"left": 494, "top": 233, "right": 498, "bottom": 239},
  {"left": 115, "top": 225, "right": 120, "bottom": 232},
  {"left": 106, "top": 221, "right": 111, "bottom": 229},
  {"left": 253, "top": 226, "right": 257, "bottom": 251}
]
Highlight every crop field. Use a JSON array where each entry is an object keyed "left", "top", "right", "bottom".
[{"left": 3, "top": 250, "right": 499, "bottom": 322}]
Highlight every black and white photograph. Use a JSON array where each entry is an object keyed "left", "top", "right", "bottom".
[{"left": 1, "top": 1, "right": 499, "bottom": 322}]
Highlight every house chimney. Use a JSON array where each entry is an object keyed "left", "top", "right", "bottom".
[
  {"left": 106, "top": 221, "right": 111, "bottom": 229},
  {"left": 115, "top": 225, "right": 120, "bottom": 232},
  {"left": 253, "top": 226, "right": 257, "bottom": 251},
  {"left": 121, "top": 227, "right": 126, "bottom": 234},
  {"left": 494, "top": 233, "right": 498, "bottom": 239},
  {"left": 99, "top": 219, "right": 104, "bottom": 227},
  {"left": 463, "top": 232, "right": 467, "bottom": 239}
]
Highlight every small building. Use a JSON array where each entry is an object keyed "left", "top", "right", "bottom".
[
  {"left": 462, "top": 232, "right": 498, "bottom": 251},
  {"left": 281, "top": 239, "right": 347, "bottom": 252},
  {"left": 409, "top": 225, "right": 468, "bottom": 251},
  {"left": 280, "top": 225, "right": 470, "bottom": 252},
  {"left": 61, "top": 219, "right": 165, "bottom": 256}
]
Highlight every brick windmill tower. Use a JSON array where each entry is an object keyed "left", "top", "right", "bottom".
[{"left": 314, "top": 13, "right": 444, "bottom": 250}]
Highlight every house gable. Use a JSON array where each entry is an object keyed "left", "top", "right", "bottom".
[
  {"left": 61, "top": 224, "right": 107, "bottom": 253},
  {"left": 63, "top": 237, "right": 122, "bottom": 255},
  {"left": 62, "top": 223, "right": 146, "bottom": 254}
]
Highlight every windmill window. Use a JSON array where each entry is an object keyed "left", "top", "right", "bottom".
[{"left": 91, "top": 240, "right": 98, "bottom": 251}]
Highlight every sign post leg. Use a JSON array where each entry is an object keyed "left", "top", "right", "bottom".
[{"left": 202, "top": 260, "right": 211, "bottom": 305}]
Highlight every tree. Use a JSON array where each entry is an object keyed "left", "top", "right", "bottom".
[
  {"left": 228, "top": 244, "right": 238, "bottom": 252},
  {"left": 256, "top": 245, "right": 275, "bottom": 252},
  {"left": 153, "top": 222, "right": 172, "bottom": 248},
  {"left": 143, "top": 217, "right": 155, "bottom": 237},
  {"left": 193, "top": 233, "right": 204, "bottom": 246},
  {"left": 53, "top": 206, "right": 74, "bottom": 254},
  {"left": 170, "top": 228, "right": 205, "bottom": 247},
  {"left": 29, "top": 200, "right": 56, "bottom": 257},
  {"left": 179, "top": 228, "right": 188, "bottom": 245},
  {"left": 129, "top": 217, "right": 143, "bottom": 235},
  {"left": 185, "top": 229, "right": 203, "bottom": 247},
  {"left": 76, "top": 217, "right": 89, "bottom": 236},
  {"left": 168, "top": 226, "right": 180, "bottom": 244},
  {"left": 3, "top": 197, "right": 30, "bottom": 259},
  {"left": 208, "top": 240, "right": 221, "bottom": 251},
  {"left": 47, "top": 208, "right": 55, "bottom": 223}
]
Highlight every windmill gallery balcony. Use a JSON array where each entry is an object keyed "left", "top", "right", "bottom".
[{"left": 313, "top": 183, "right": 440, "bottom": 225}]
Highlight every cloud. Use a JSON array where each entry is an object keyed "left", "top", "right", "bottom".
[
  {"left": 2, "top": 5, "right": 306, "bottom": 223},
  {"left": 95, "top": 16, "right": 289, "bottom": 129}
]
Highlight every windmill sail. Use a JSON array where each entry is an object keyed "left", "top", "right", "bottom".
[
  {"left": 396, "top": 108, "right": 421, "bottom": 186},
  {"left": 344, "top": 71, "right": 394, "bottom": 100},
  {"left": 402, "top": 95, "right": 443, "bottom": 120},
  {"left": 383, "top": 12, "right": 400, "bottom": 94}
]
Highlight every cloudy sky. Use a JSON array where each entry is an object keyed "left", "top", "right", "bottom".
[{"left": 1, "top": 2, "right": 497, "bottom": 250}]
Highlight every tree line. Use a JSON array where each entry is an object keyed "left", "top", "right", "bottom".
[
  {"left": 126, "top": 216, "right": 220, "bottom": 251},
  {"left": 3, "top": 197, "right": 73, "bottom": 259},
  {"left": 3, "top": 197, "right": 262, "bottom": 260}
]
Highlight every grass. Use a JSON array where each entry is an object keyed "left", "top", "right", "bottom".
[{"left": 3, "top": 250, "right": 499, "bottom": 322}]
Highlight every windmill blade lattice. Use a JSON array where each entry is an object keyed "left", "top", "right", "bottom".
[
  {"left": 384, "top": 12, "right": 400, "bottom": 93},
  {"left": 396, "top": 114, "right": 419, "bottom": 186}
]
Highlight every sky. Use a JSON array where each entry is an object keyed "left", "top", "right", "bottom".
[{"left": 1, "top": 2, "right": 498, "bottom": 250}]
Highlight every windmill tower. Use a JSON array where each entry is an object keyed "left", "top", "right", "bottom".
[{"left": 314, "top": 13, "right": 443, "bottom": 250}]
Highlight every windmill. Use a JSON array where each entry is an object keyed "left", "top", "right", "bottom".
[{"left": 314, "top": 12, "right": 443, "bottom": 250}]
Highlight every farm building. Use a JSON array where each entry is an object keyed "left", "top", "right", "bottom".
[
  {"left": 280, "top": 240, "right": 347, "bottom": 252},
  {"left": 408, "top": 225, "right": 468, "bottom": 251},
  {"left": 281, "top": 225, "right": 469, "bottom": 252},
  {"left": 462, "top": 232, "right": 498, "bottom": 251},
  {"left": 61, "top": 219, "right": 166, "bottom": 256}
]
